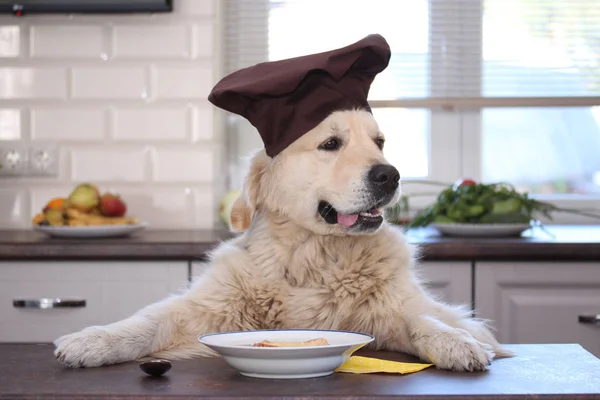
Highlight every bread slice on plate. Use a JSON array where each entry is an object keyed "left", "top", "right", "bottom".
[{"left": 253, "top": 337, "right": 329, "bottom": 347}]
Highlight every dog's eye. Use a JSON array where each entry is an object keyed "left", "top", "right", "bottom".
[
  {"left": 319, "top": 137, "right": 341, "bottom": 151},
  {"left": 375, "top": 137, "right": 385, "bottom": 150}
]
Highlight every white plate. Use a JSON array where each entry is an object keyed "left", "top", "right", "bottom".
[
  {"left": 33, "top": 222, "right": 148, "bottom": 238},
  {"left": 198, "top": 329, "right": 374, "bottom": 379},
  {"left": 432, "top": 223, "right": 531, "bottom": 238}
]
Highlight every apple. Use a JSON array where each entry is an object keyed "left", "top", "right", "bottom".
[
  {"left": 67, "top": 183, "right": 100, "bottom": 212},
  {"left": 100, "top": 193, "right": 127, "bottom": 217}
]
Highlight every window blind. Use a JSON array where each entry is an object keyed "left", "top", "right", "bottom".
[{"left": 221, "top": 0, "right": 600, "bottom": 109}]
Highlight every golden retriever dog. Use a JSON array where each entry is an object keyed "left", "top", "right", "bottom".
[{"left": 53, "top": 108, "right": 511, "bottom": 372}]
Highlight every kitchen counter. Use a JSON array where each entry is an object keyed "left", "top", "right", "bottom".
[
  {"left": 3, "top": 225, "right": 600, "bottom": 261},
  {"left": 0, "top": 228, "right": 232, "bottom": 261},
  {"left": 0, "top": 343, "right": 598, "bottom": 400}
]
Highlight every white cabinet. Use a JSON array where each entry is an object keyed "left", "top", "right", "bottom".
[
  {"left": 475, "top": 262, "right": 600, "bottom": 358},
  {"left": 0, "top": 261, "right": 189, "bottom": 343},
  {"left": 192, "top": 261, "right": 473, "bottom": 307},
  {"left": 417, "top": 261, "right": 473, "bottom": 306}
]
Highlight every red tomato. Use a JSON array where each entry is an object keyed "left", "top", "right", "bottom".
[
  {"left": 459, "top": 178, "right": 476, "bottom": 186},
  {"left": 453, "top": 178, "right": 477, "bottom": 190}
]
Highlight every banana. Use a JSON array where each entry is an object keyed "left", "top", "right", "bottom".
[
  {"left": 65, "top": 208, "right": 139, "bottom": 226},
  {"left": 67, "top": 219, "right": 87, "bottom": 227}
]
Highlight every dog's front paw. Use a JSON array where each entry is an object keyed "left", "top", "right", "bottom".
[
  {"left": 53, "top": 327, "right": 117, "bottom": 368},
  {"left": 422, "top": 328, "right": 495, "bottom": 372}
]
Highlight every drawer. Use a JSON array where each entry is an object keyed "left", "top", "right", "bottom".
[
  {"left": 475, "top": 262, "right": 600, "bottom": 358},
  {"left": 0, "top": 261, "right": 189, "bottom": 343}
]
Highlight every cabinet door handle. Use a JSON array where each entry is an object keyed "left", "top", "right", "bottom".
[
  {"left": 13, "top": 298, "right": 86, "bottom": 309},
  {"left": 578, "top": 314, "right": 600, "bottom": 325}
]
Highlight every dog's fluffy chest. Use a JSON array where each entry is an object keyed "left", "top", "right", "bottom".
[
  {"left": 283, "top": 236, "right": 391, "bottom": 290},
  {"left": 221, "top": 221, "right": 416, "bottom": 336},
  {"left": 245, "top": 232, "right": 407, "bottom": 333}
]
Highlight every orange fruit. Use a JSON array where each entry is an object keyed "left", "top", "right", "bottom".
[{"left": 43, "top": 197, "right": 65, "bottom": 212}]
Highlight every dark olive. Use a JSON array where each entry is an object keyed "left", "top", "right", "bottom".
[{"left": 139, "top": 359, "right": 172, "bottom": 377}]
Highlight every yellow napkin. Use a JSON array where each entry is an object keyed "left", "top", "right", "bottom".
[{"left": 335, "top": 356, "right": 433, "bottom": 374}]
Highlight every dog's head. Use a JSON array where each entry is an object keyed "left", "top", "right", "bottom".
[{"left": 229, "top": 108, "right": 401, "bottom": 235}]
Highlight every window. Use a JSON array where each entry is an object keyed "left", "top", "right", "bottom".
[{"left": 221, "top": 0, "right": 600, "bottom": 222}]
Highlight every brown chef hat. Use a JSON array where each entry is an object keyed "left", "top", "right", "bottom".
[{"left": 208, "top": 34, "right": 391, "bottom": 157}]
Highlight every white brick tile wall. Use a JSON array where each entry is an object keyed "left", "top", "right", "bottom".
[
  {"left": 193, "top": 188, "right": 215, "bottom": 229},
  {"left": 154, "top": 65, "right": 212, "bottom": 99},
  {"left": 30, "top": 25, "right": 105, "bottom": 58},
  {"left": 192, "top": 107, "right": 213, "bottom": 141},
  {"left": 0, "top": 0, "right": 222, "bottom": 230},
  {"left": 113, "top": 107, "right": 189, "bottom": 142},
  {"left": 0, "top": 109, "right": 21, "bottom": 140},
  {"left": 71, "top": 147, "right": 149, "bottom": 182},
  {"left": 71, "top": 67, "right": 148, "bottom": 99},
  {"left": 192, "top": 23, "right": 214, "bottom": 58},
  {"left": 56, "top": 146, "right": 72, "bottom": 180},
  {"left": 152, "top": 147, "right": 213, "bottom": 182},
  {"left": 0, "top": 26, "right": 21, "bottom": 58},
  {"left": 0, "top": 189, "right": 26, "bottom": 227},
  {"left": 0, "top": 68, "right": 67, "bottom": 99},
  {"left": 113, "top": 25, "right": 189, "bottom": 58},
  {"left": 105, "top": 187, "right": 198, "bottom": 229},
  {"left": 31, "top": 108, "right": 106, "bottom": 141}
]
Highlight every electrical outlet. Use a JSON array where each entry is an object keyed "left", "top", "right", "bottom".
[
  {"left": 28, "top": 144, "right": 59, "bottom": 177},
  {"left": 0, "top": 142, "right": 28, "bottom": 176},
  {"left": 0, "top": 142, "right": 59, "bottom": 177}
]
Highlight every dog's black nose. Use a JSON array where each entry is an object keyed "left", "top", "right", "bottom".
[{"left": 368, "top": 164, "right": 400, "bottom": 193}]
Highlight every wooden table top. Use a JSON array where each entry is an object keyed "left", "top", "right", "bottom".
[{"left": 1, "top": 343, "right": 599, "bottom": 399}]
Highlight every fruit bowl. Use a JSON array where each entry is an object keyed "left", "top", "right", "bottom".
[{"left": 32, "top": 183, "right": 147, "bottom": 238}]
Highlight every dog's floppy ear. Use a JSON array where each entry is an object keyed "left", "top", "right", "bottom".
[{"left": 229, "top": 150, "right": 270, "bottom": 232}]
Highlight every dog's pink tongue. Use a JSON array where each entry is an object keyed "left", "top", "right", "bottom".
[{"left": 337, "top": 213, "right": 359, "bottom": 227}]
